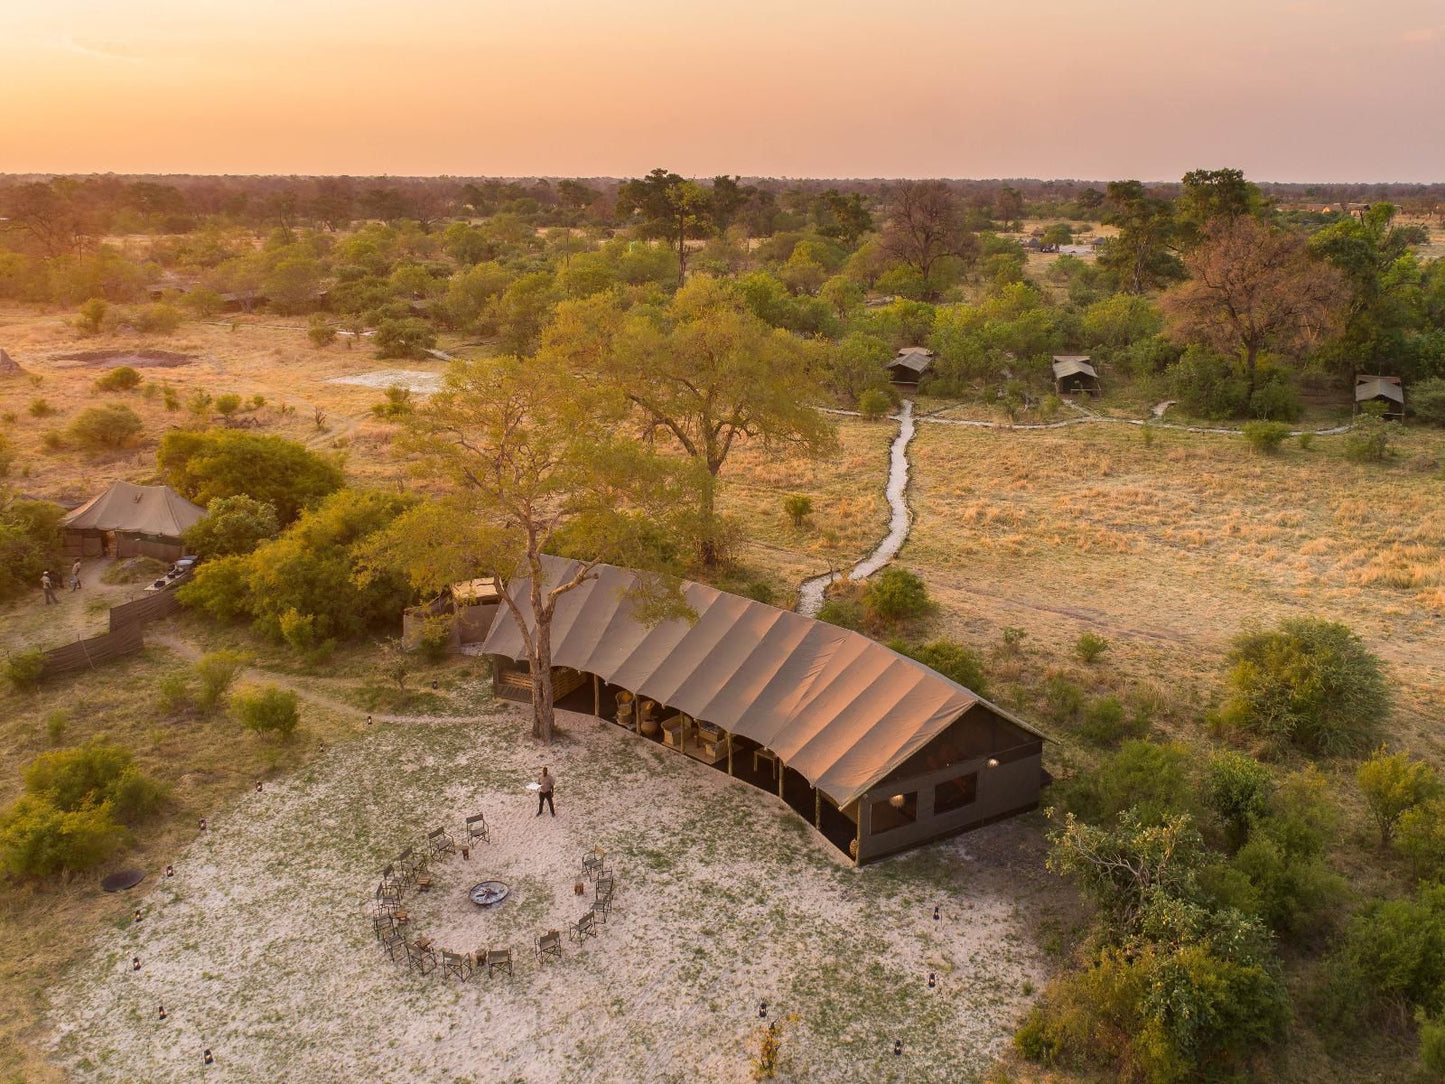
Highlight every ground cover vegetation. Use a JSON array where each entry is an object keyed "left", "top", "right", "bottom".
[{"left": 0, "top": 167, "right": 1443, "bottom": 1082}]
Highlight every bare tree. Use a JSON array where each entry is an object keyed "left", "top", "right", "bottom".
[
  {"left": 879, "top": 181, "right": 977, "bottom": 291},
  {"left": 1163, "top": 217, "right": 1347, "bottom": 390}
]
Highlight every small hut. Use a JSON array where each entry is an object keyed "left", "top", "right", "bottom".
[
  {"left": 402, "top": 577, "right": 501, "bottom": 654},
  {"left": 61, "top": 481, "right": 205, "bottom": 561},
  {"left": 1052, "top": 355, "right": 1101, "bottom": 396},
  {"left": 887, "top": 347, "right": 934, "bottom": 385},
  {"left": 1355, "top": 375, "right": 1404, "bottom": 420}
]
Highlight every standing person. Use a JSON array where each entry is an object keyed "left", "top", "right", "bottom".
[
  {"left": 69, "top": 558, "right": 82, "bottom": 591},
  {"left": 536, "top": 766, "right": 556, "bottom": 817},
  {"left": 41, "top": 570, "right": 59, "bottom": 605}
]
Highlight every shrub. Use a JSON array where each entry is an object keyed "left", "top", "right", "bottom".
[
  {"left": 1055, "top": 740, "right": 1194, "bottom": 826},
  {"left": 1078, "top": 695, "right": 1148, "bottom": 746},
  {"left": 0, "top": 796, "right": 124, "bottom": 876},
  {"left": 373, "top": 317, "right": 436, "bottom": 359},
  {"left": 1345, "top": 414, "right": 1395, "bottom": 462},
  {"left": 67, "top": 404, "right": 144, "bottom": 450},
  {"left": 1218, "top": 617, "right": 1389, "bottom": 756},
  {"left": 232, "top": 685, "right": 300, "bottom": 739},
  {"left": 1241, "top": 420, "right": 1291, "bottom": 454},
  {"left": 1296, "top": 431, "right": 1314, "bottom": 451},
  {"left": 857, "top": 388, "right": 891, "bottom": 420},
  {"left": 816, "top": 596, "right": 864, "bottom": 631},
  {"left": 1204, "top": 750, "right": 1275, "bottom": 850},
  {"left": 22, "top": 741, "right": 167, "bottom": 823},
  {"left": 4, "top": 648, "right": 45, "bottom": 691},
  {"left": 415, "top": 615, "right": 454, "bottom": 663},
  {"left": 1043, "top": 675, "right": 1085, "bottom": 724},
  {"left": 1248, "top": 381, "right": 1302, "bottom": 422},
  {"left": 214, "top": 392, "right": 243, "bottom": 416},
  {"left": 76, "top": 297, "right": 108, "bottom": 334},
  {"left": 1357, "top": 745, "right": 1443, "bottom": 847},
  {"left": 43, "top": 710, "right": 67, "bottom": 744},
  {"left": 182, "top": 495, "right": 281, "bottom": 558},
  {"left": 1395, "top": 798, "right": 1445, "bottom": 882},
  {"left": 27, "top": 398, "right": 56, "bottom": 418},
  {"left": 1000, "top": 626, "right": 1028, "bottom": 652},
  {"left": 157, "top": 429, "right": 345, "bottom": 525},
  {"left": 782, "top": 494, "right": 813, "bottom": 528},
  {"left": 1421, "top": 1012, "right": 1445, "bottom": 1074},
  {"left": 193, "top": 649, "right": 248, "bottom": 713},
  {"left": 307, "top": 315, "right": 337, "bottom": 348},
  {"left": 1412, "top": 377, "right": 1445, "bottom": 426},
  {"left": 370, "top": 385, "right": 413, "bottom": 418},
  {"left": 893, "top": 639, "right": 988, "bottom": 694},
  {"left": 862, "top": 568, "right": 930, "bottom": 624},
  {"left": 157, "top": 673, "right": 192, "bottom": 714},
  {"left": 1074, "top": 631, "right": 1109, "bottom": 663},
  {"left": 93, "top": 365, "right": 141, "bottom": 392},
  {"left": 1321, "top": 884, "right": 1445, "bottom": 1029},
  {"left": 1229, "top": 832, "right": 1346, "bottom": 941},
  {"left": 131, "top": 302, "right": 182, "bottom": 335}
]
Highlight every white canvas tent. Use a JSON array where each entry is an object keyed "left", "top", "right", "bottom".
[{"left": 62, "top": 481, "right": 206, "bottom": 560}]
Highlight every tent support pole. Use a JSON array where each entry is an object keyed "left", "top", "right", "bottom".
[
  {"left": 726, "top": 732, "right": 733, "bottom": 776},
  {"left": 814, "top": 788, "right": 821, "bottom": 829},
  {"left": 592, "top": 673, "right": 600, "bottom": 718},
  {"left": 777, "top": 760, "right": 785, "bottom": 800}
]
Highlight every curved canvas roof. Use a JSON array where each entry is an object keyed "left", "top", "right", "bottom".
[
  {"left": 482, "top": 558, "right": 1045, "bottom": 806},
  {"left": 1355, "top": 375, "right": 1404, "bottom": 404},
  {"left": 1051, "top": 356, "right": 1097, "bottom": 380},
  {"left": 61, "top": 481, "right": 205, "bottom": 538}
]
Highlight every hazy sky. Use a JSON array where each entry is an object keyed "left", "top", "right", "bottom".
[{"left": 2, "top": 0, "right": 1443, "bottom": 181}]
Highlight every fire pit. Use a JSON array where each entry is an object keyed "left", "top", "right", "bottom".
[{"left": 468, "top": 881, "right": 510, "bottom": 908}]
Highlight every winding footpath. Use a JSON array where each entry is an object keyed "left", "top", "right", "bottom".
[{"left": 797, "top": 399, "right": 918, "bottom": 616}]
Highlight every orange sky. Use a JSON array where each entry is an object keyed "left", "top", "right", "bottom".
[{"left": 2, "top": 0, "right": 1443, "bottom": 181}]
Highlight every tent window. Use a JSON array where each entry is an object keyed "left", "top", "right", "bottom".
[
  {"left": 934, "top": 771, "right": 978, "bottom": 815},
  {"left": 871, "top": 791, "right": 917, "bottom": 833}
]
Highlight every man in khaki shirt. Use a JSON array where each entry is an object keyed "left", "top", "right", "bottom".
[{"left": 536, "top": 766, "right": 555, "bottom": 817}]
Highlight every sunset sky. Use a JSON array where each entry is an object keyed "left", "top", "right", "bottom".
[{"left": 2, "top": 0, "right": 1443, "bottom": 181}]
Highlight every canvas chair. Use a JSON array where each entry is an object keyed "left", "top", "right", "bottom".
[
  {"left": 535, "top": 930, "right": 562, "bottom": 965},
  {"left": 594, "top": 876, "right": 615, "bottom": 919},
  {"left": 427, "top": 827, "right": 457, "bottom": 858},
  {"left": 376, "top": 879, "right": 403, "bottom": 908},
  {"left": 393, "top": 848, "right": 417, "bottom": 887},
  {"left": 485, "top": 947, "right": 513, "bottom": 978},
  {"left": 581, "top": 851, "right": 605, "bottom": 881},
  {"left": 381, "top": 863, "right": 399, "bottom": 887},
  {"left": 406, "top": 939, "right": 437, "bottom": 976},
  {"left": 569, "top": 911, "right": 597, "bottom": 944},
  {"left": 465, "top": 812, "right": 490, "bottom": 844},
  {"left": 442, "top": 949, "right": 474, "bottom": 982},
  {"left": 381, "top": 928, "right": 408, "bottom": 964},
  {"left": 371, "top": 911, "right": 397, "bottom": 941}
]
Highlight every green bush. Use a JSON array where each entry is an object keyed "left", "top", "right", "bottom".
[
  {"left": 67, "top": 404, "right": 144, "bottom": 450},
  {"left": 76, "top": 297, "right": 108, "bottom": 334},
  {"left": 157, "top": 673, "right": 192, "bottom": 714},
  {"left": 1241, "top": 420, "right": 1291, "bottom": 454},
  {"left": 782, "top": 494, "right": 813, "bottom": 528},
  {"left": 1345, "top": 414, "right": 1395, "bottom": 462},
  {"left": 157, "top": 429, "right": 344, "bottom": 525},
  {"left": 1412, "top": 377, "right": 1445, "bottom": 426},
  {"left": 0, "top": 796, "right": 124, "bottom": 876},
  {"left": 1054, "top": 740, "right": 1194, "bottom": 826},
  {"left": 93, "top": 365, "right": 141, "bottom": 392},
  {"left": 862, "top": 567, "right": 930, "bottom": 624},
  {"left": 43, "top": 710, "right": 67, "bottom": 744},
  {"left": 27, "top": 398, "right": 56, "bottom": 417},
  {"left": 1218, "top": 617, "right": 1389, "bottom": 756},
  {"left": 1321, "top": 883, "right": 1445, "bottom": 1029},
  {"left": 1204, "top": 750, "right": 1275, "bottom": 850},
  {"left": 1421, "top": 1012, "right": 1445, "bottom": 1074},
  {"left": 4, "top": 648, "right": 45, "bottom": 691},
  {"left": 307, "top": 315, "right": 337, "bottom": 348},
  {"left": 1043, "top": 675, "right": 1085, "bottom": 724},
  {"left": 1074, "top": 631, "right": 1109, "bottom": 663},
  {"left": 193, "top": 649, "right": 248, "bottom": 714},
  {"left": 1396, "top": 798, "right": 1445, "bottom": 882},
  {"left": 232, "top": 685, "right": 300, "bottom": 739},
  {"left": 23, "top": 741, "right": 167, "bottom": 823},
  {"left": 182, "top": 495, "right": 281, "bottom": 559},
  {"left": 857, "top": 388, "right": 891, "bottom": 420},
  {"left": 816, "top": 596, "right": 864, "bottom": 631},
  {"left": 892, "top": 639, "right": 988, "bottom": 694},
  {"left": 415, "top": 615, "right": 454, "bottom": 663},
  {"left": 1357, "top": 745, "right": 1443, "bottom": 847},
  {"left": 214, "top": 392, "right": 243, "bottom": 416},
  {"left": 176, "top": 555, "right": 251, "bottom": 622},
  {"left": 1078, "top": 695, "right": 1147, "bottom": 746},
  {"left": 373, "top": 317, "right": 436, "bottom": 359},
  {"left": 1247, "top": 381, "right": 1302, "bottom": 422},
  {"left": 1296, "top": 431, "right": 1314, "bottom": 450}
]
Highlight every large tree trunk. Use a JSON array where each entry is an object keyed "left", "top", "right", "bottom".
[
  {"left": 529, "top": 629, "right": 555, "bottom": 743},
  {"left": 1244, "top": 342, "right": 1259, "bottom": 393},
  {"left": 697, "top": 467, "right": 721, "bottom": 566}
]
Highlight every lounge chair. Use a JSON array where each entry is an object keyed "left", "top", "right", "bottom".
[
  {"left": 427, "top": 827, "right": 457, "bottom": 858},
  {"left": 569, "top": 911, "right": 597, "bottom": 944},
  {"left": 465, "top": 812, "right": 490, "bottom": 844},
  {"left": 535, "top": 930, "right": 562, "bottom": 965}
]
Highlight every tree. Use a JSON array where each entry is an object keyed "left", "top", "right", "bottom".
[
  {"left": 1176, "top": 168, "right": 1263, "bottom": 246},
  {"left": 374, "top": 317, "right": 436, "bottom": 359},
  {"left": 157, "top": 430, "right": 344, "bottom": 524},
  {"left": 1096, "top": 180, "right": 1184, "bottom": 295},
  {"left": 1219, "top": 617, "right": 1390, "bottom": 756},
  {"left": 782, "top": 495, "right": 813, "bottom": 528},
  {"left": 0, "top": 496, "right": 63, "bottom": 602},
  {"left": 1357, "top": 746, "right": 1443, "bottom": 848},
  {"left": 67, "top": 404, "right": 143, "bottom": 450},
  {"left": 359, "top": 355, "right": 689, "bottom": 743},
  {"left": 1163, "top": 217, "right": 1346, "bottom": 393},
  {"left": 879, "top": 181, "right": 976, "bottom": 295},
  {"left": 616, "top": 168, "right": 714, "bottom": 281},
  {"left": 182, "top": 495, "right": 281, "bottom": 558},
  {"left": 544, "top": 276, "right": 836, "bottom": 564},
  {"left": 862, "top": 567, "right": 930, "bottom": 624},
  {"left": 264, "top": 255, "right": 321, "bottom": 315},
  {"left": 1204, "top": 750, "right": 1275, "bottom": 851}
]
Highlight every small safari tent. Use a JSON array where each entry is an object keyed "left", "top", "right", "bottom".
[
  {"left": 1355, "top": 375, "right": 1404, "bottom": 420},
  {"left": 1051, "top": 356, "right": 1100, "bottom": 396},
  {"left": 61, "top": 481, "right": 205, "bottom": 561},
  {"left": 402, "top": 577, "right": 501, "bottom": 654},
  {"left": 887, "top": 347, "right": 935, "bottom": 385},
  {"left": 484, "top": 558, "right": 1049, "bottom": 865}
]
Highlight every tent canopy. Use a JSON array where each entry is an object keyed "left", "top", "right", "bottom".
[
  {"left": 1355, "top": 375, "right": 1404, "bottom": 404},
  {"left": 1051, "top": 356, "right": 1097, "bottom": 380},
  {"left": 62, "top": 481, "right": 206, "bottom": 539},
  {"left": 482, "top": 557, "right": 1046, "bottom": 807}
]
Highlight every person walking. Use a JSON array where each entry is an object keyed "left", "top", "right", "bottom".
[
  {"left": 535, "top": 766, "right": 556, "bottom": 817},
  {"left": 41, "top": 570, "right": 59, "bottom": 605},
  {"left": 69, "top": 558, "right": 82, "bottom": 591}
]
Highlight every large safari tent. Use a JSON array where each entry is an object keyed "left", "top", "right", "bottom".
[
  {"left": 484, "top": 559, "right": 1048, "bottom": 865},
  {"left": 61, "top": 481, "right": 205, "bottom": 561}
]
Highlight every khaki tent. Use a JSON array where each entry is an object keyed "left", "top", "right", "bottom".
[
  {"left": 887, "top": 346, "right": 934, "bottom": 384},
  {"left": 1051, "top": 355, "right": 1100, "bottom": 395},
  {"left": 1355, "top": 375, "right": 1404, "bottom": 420},
  {"left": 483, "top": 558, "right": 1048, "bottom": 863},
  {"left": 62, "top": 481, "right": 206, "bottom": 561}
]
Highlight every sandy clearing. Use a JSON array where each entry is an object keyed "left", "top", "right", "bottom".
[{"left": 45, "top": 707, "right": 1052, "bottom": 1084}]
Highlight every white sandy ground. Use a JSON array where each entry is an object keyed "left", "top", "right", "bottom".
[
  {"left": 45, "top": 707, "right": 1053, "bottom": 1084},
  {"left": 327, "top": 369, "right": 443, "bottom": 393}
]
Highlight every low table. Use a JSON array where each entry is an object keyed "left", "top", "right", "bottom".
[{"left": 468, "top": 881, "right": 510, "bottom": 908}]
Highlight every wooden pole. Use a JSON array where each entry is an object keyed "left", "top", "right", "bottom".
[
  {"left": 592, "top": 673, "right": 600, "bottom": 718},
  {"left": 726, "top": 732, "right": 733, "bottom": 776},
  {"left": 777, "top": 758, "right": 785, "bottom": 800},
  {"left": 814, "top": 788, "right": 821, "bottom": 829}
]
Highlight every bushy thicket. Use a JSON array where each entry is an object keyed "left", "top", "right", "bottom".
[
  {"left": 158, "top": 429, "right": 344, "bottom": 524},
  {"left": 0, "top": 497, "right": 63, "bottom": 601},
  {"left": 232, "top": 685, "right": 300, "bottom": 738}
]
